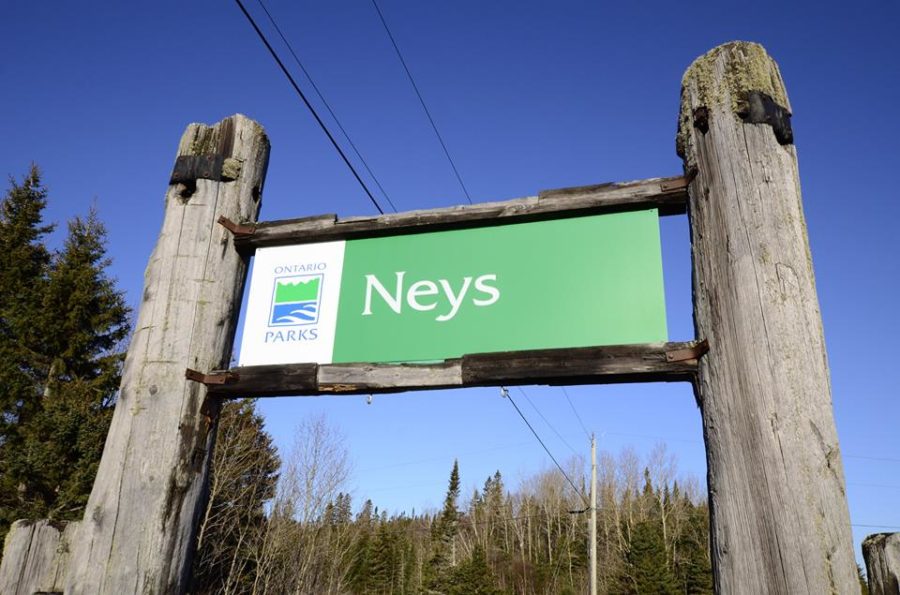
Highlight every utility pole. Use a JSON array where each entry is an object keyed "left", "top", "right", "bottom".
[{"left": 590, "top": 433, "right": 597, "bottom": 595}]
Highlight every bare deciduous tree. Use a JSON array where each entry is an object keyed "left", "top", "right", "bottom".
[{"left": 252, "top": 414, "right": 353, "bottom": 595}]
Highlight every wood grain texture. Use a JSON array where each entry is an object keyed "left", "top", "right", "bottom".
[
  {"left": 232, "top": 175, "right": 687, "bottom": 251},
  {"left": 863, "top": 533, "right": 900, "bottom": 595},
  {"left": 0, "top": 520, "right": 79, "bottom": 595},
  {"left": 208, "top": 362, "right": 318, "bottom": 397},
  {"left": 461, "top": 342, "right": 699, "bottom": 386},
  {"left": 63, "top": 115, "right": 269, "bottom": 594},
  {"left": 317, "top": 360, "right": 463, "bottom": 393},
  {"left": 679, "top": 42, "right": 857, "bottom": 593},
  {"left": 204, "top": 342, "right": 701, "bottom": 398}
]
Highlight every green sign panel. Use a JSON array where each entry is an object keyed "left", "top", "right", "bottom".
[{"left": 239, "top": 210, "right": 667, "bottom": 366}]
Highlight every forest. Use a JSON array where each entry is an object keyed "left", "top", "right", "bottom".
[{"left": 192, "top": 403, "right": 713, "bottom": 595}]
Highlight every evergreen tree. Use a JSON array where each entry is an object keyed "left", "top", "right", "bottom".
[
  {"left": 0, "top": 167, "right": 52, "bottom": 421},
  {"left": 674, "top": 503, "right": 713, "bottom": 595},
  {"left": 0, "top": 165, "right": 53, "bottom": 386},
  {"left": 39, "top": 208, "right": 130, "bottom": 383},
  {"left": 449, "top": 544, "right": 502, "bottom": 595},
  {"left": 347, "top": 499, "right": 376, "bottom": 593},
  {"left": 0, "top": 169, "right": 130, "bottom": 544},
  {"left": 0, "top": 166, "right": 53, "bottom": 538},
  {"left": 8, "top": 210, "right": 129, "bottom": 522},
  {"left": 369, "top": 522, "right": 399, "bottom": 593},
  {"left": 426, "top": 460, "right": 462, "bottom": 592},
  {"left": 621, "top": 519, "right": 679, "bottom": 595}
]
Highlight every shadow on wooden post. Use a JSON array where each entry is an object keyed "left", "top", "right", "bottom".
[
  {"left": 57, "top": 115, "right": 270, "bottom": 594},
  {"left": 678, "top": 42, "right": 857, "bottom": 593}
]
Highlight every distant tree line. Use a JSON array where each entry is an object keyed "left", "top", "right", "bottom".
[{"left": 192, "top": 407, "right": 714, "bottom": 595}]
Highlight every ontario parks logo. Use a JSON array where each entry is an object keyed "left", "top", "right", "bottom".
[{"left": 269, "top": 274, "right": 323, "bottom": 326}]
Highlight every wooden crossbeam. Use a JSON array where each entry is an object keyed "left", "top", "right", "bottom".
[
  {"left": 229, "top": 174, "right": 688, "bottom": 251},
  {"left": 200, "top": 341, "right": 704, "bottom": 398}
]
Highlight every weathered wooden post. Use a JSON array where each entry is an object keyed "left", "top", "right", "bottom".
[
  {"left": 677, "top": 42, "right": 858, "bottom": 592},
  {"left": 863, "top": 533, "right": 900, "bottom": 595},
  {"left": 61, "top": 114, "right": 269, "bottom": 594},
  {"left": 0, "top": 520, "right": 79, "bottom": 593}
]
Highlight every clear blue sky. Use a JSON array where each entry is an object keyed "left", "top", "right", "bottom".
[{"left": 3, "top": 0, "right": 898, "bottom": 565}]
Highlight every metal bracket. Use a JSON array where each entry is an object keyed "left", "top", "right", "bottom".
[
  {"left": 218, "top": 216, "right": 256, "bottom": 238},
  {"left": 185, "top": 368, "right": 240, "bottom": 386},
  {"left": 170, "top": 155, "right": 227, "bottom": 185},
  {"left": 738, "top": 91, "right": 793, "bottom": 145},
  {"left": 665, "top": 339, "right": 709, "bottom": 363},
  {"left": 659, "top": 176, "right": 689, "bottom": 192}
]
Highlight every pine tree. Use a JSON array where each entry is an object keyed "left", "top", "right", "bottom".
[
  {"left": 11, "top": 210, "right": 130, "bottom": 521},
  {"left": 621, "top": 519, "right": 679, "bottom": 595},
  {"left": 369, "top": 522, "right": 399, "bottom": 593},
  {"left": 426, "top": 460, "right": 462, "bottom": 592},
  {"left": 674, "top": 503, "right": 713, "bottom": 595},
  {"left": 39, "top": 208, "right": 130, "bottom": 383},
  {"left": 0, "top": 167, "right": 54, "bottom": 538},
  {"left": 449, "top": 544, "right": 502, "bottom": 595},
  {"left": 0, "top": 169, "right": 130, "bottom": 547},
  {"left": 0, "top": 166, "right": 52, "bottom": 422},
  {"left": 347, "top": 500, "right": 376, "bottom": 593}
]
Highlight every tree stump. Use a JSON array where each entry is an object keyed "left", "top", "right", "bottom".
[
  {"left": 863, "top": 533, "right": 900, "bottom": 595},
  {"left": 0, "top": 520, "right": 80, "bottom": 594}
]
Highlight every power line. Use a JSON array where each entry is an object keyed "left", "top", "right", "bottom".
[
  {"left": 845, "top": 454, "right": 900, "bottom": 464},
  {"left": 395, "top": 511, "right": 590, "bottom": 535},
  {"left": 518, "top": 387, "right": 579, "bottom": 457},
  {"left": 560, "top": 386, "right": 591, "bottom": 440},
  {"left": 852, "top": 523, "right": 900, "bottom": 530},
  {"left": 233, "top": 0, "right": 386, "bottom": 215},
  {"left": 502, "top": 387, "right": 589, "bottom": 508},
  {"left": 253, "top": 0, "right": 398, "bottom": 213},
  {"left": 847, "top": 482, "right": 900, "bottom": 490},
  {"left": 370, "top": 0, "right": 473, "bottom": 204},
  {"left": 358, "top": 440, "right": 534, "bottom": 473}
]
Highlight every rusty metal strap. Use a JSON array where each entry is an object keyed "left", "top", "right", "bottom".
[
  {"left": 665, "top": 339, "right": 709, "bottom": 363},
  {"left": 218, "top": 216, "right": 256, "bottom": 238},
  {"left": 659, "top": 176, "right": 689, "bottom": 192},
  {"left": 185, "top": 368, "right": 240, "bottom": 385}
]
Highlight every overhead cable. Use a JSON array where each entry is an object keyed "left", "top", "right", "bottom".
[
  {"left": 234, "top": 0, "right": 386, "bottom": 214},
  {"left": 518, "top": 387, "right": 580, "bottom": 457},
  {"left": 254, "top": 0, "right": 398, "bottom": 212},
  {"left": 561, "top": 386, "right": 591, "bottom": 440},
  {"left": 501, "top": 387, "right": 589, "bottom": 508},
  {"left": 370, "top": 0, "right": 473, "bottom": 204}
]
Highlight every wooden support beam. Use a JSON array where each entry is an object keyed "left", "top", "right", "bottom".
[
  {"left": 461, "top": 341, "right": 703, "bottom": 386},
  {"left": 202, "top": 341, "right": 702, "bottom": 398},
  {"left": 63, "top": 115, "right": 270, "bottom": 594},
  {"left": 231, "top": 174, "right": 688, "bottom": 251},
  {"left": 678, "top": 42, "right": 856, "bottom": 593}
]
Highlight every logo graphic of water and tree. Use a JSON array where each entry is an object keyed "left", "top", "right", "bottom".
[{"left": 269, "top": 274, "right": 322, "bottom": 326}]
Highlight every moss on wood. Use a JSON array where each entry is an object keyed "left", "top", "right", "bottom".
[{"left": 677, "top": 42, "right": 790, "bottom": 159}]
